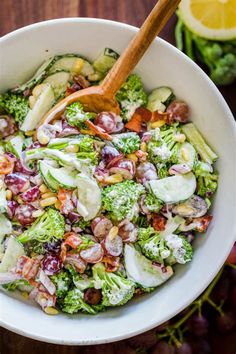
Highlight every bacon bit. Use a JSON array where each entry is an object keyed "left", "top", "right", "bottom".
[
  {"left": 73, "top": 75, "right": 90, "bottom": 89},
  {"left": 194, "top": 215, "right": 213, "bottom": 232},
  {"left": 57, "top": 188, "right": 74, "bottom": 215},
  {"left": 85, "top": 120, "right": 112, "bottom": 140},
  {"left": 60, "top": 242, "right": 68, "bottom": 262},
  {"left": 125, "top": 113, "right": 142, "bottom": 133},
  {"left": 135, "top": 107, "right": 152, "bottom": 122},
  {"left": 135, "top": 150, "right": 148, "bottom": 162},
  {"left": 102, "top": 255, "right": 120, "bottom": 272},
  {"left": 152, "top": 214, "right": 167, "bottom": 231},
  {"left": 150, "top": 110, "right": 169, "bottom": 123},
  {"left": 15, "top": 255, "right": 40, "bottom": 280},
  {"left": 0, "top": 155, "right": 14, "bottom": 174},
  {"left": 135, "top": 288, "right": 144, "bottom": 296},
  {"left": 64, "top": 232, "right": 83, "bottom": 249},
  {"left": 226, "top": 244, "right": 236, "bottom": 265},
  {"left": 35, "top": 289, "right": 56, "bottom": 310}
]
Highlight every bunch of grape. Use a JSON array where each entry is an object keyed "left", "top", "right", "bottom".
[{"left": 82, "top": 244, "right": 236, "bottom": 354}]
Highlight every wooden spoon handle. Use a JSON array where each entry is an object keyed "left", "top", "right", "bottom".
[{"left": 101, "top": 0, "right": 181, "bottom": 96}]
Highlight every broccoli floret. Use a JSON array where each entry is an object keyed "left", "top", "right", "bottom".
[
  {"left": 2, "top": 279, "right": 30, "bottom": 292},
  {"left": 62, "top": 288, "right": 97, "bottom": 314},
  {"left": 17, "top": 208, "right": 65, "bottom": 244},
  {"left": 165, "top": 234, "right": 193, "bottom": 265},
  {"left": 144, "top": 192, "right": 163, "bottom": 213},
  {"left": 116, "top": 74, "right": 148, "bottom": 121},
  {"left": 78, "top": 136, "right": 94, "bottom": 152},
  {"left": 138, "top": 226, "right": 156, "bottom": 241},
  {"left": 102, "top": 180, "right": 145, "bottom": 221},
  {"left": 112, "top": 132, "right": 141, "bottom": 154},
  {"left": 139, "top": 234, "right": 171, "bottom": 262},
  {"left": 0, "top": 92, "right": 29, "bottom": 125},
  {"left": 72, "top": 273, "right": 94, "bottom": 291},
  {"left": 76, "top": 151, "right": 98, "bottom": 165},
  {"left": 92, "top": 263, "right": 135, "bottom": 306},
  {"left": 51, "top": 270, "right": 72, "bottom": 298},
  {"left": 65, "top": 102, "right": 95, "bottom": 129},
  {"left": 194, "top": 161, "right": 218, "bottom": 197}
]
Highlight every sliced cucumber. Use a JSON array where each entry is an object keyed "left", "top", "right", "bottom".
[
  {"left": 80, "top": 61, "right": 95, "bottom": 77},
  {"left": 20, "top": 84, "right": 55, "bottom": 131},
  {"left": 76, "top": 174, "right": 101, "bottom": 221},
  {"left": 148, "top": 172, "right": 196, "bottom": 203},
  {"left": 0, "top": 236, "right": 25, "bottom": 273},
  {"left": 147, "top": 87, "right": 174, "bottom": 112},
  {"left": 178, "top": 142, "right": 197, "bottom": 168},
  {"left": 0, "top": 214, "right": 12, "bottom": 237},
  {"left": 48, "top": 166, "right": 77, "bottom": 189},
  {"left": 48, "top": 137, "right": 82, "bottom": 149},
  {"left": 5, "top": 134, "right": 24, "bottom": 158},
  {"left": 38, "top": 161, "right": 59, "bottom": 192},
  {"left": 124, "top": 244, "right": 173, "bottom": 288},
  {"left": 11, "top": 57, "right": 56, "bottom": 94},
  {"left": 43, "top": 71, "right": 70, "bottom": 99},
  {"left": 49, "top": 54, "right": 80, "bottom": 73},
  {"left": 93, "top": 48, "right": 119, "bottom": 73}
]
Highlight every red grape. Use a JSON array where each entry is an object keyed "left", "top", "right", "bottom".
[
  {"left": 216, "top": 311, "right": 236, "bottom": 333},
  {"left": 127, "top": 330, "right": 157, "bottom": 349},
  {"left": 14, "top": 204, "right": 36, "bottom": 225},
  {"left": 4, "top": 173, "right": 30, "bottom": 195},
  {"left": 188, "top": 315, "right": 209, "bottom": 337},
  {"left": 150, "top": 341, "right": 175, "bottom": 354},
  {"left": 176, "top": 342, "right": 193, "bottom": 354},
  {"left": 166, "top": 100, "right": 190, "bottom": 123},
  {"left": 226, "top": 244, "right": 236, "bottom": 265},
  {"left": 84, "top": 288, "right": 102, "bottom": 305},
  {"left": 20, "top": 186, "right": 40, "bottom": 203},
  {"left": 101, "top": 145, "right": 123, "bottom": 166},
  {"left": 190, "top": 339, "right": 211, "bottom": 354}
]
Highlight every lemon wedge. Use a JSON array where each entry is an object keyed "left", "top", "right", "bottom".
[{"left": 179, "top": 0, "right": 236, "bottom": 40}]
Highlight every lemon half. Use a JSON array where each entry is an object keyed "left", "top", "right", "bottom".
[{"left": 179, "top": 0, "right": 236, "bottom": 40}]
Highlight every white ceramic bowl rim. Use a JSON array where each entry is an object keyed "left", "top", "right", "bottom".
[{"left": 0, "top": 18, "right": 236, "bottom": 345}]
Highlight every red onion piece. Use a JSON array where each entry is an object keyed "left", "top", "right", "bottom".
[
  {"left": 101, "top": 145, "right": 123, "bottom": 166},
  {"left": 172, "top": 195, "right": 208, "bottom": 218},
  {"left": 7, "top": 200, "right": 18, "bottom": 218},
  {"left": 37, "top": 269, "right": 56, "bottom": 295},
  {"left": 21, "top": 186, "right": 40, "bottom": 203},
  {"left": 41, "top": 254, "right": 61, "bottom": 276},
  {"left": 169, "top": 164, "right": 191, "bottom": 175}
]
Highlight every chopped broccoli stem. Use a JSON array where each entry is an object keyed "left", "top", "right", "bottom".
[{"left": 182, "top": 123, "right": 217, "bottom": 165}]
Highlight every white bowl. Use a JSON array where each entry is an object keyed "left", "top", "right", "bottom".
[{"left": 0, "top": 18, "right": 235, "bottom": 345}]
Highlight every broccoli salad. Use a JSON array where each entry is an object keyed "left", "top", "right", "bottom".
[{"left": 0, "top": 48, "right": 218, "bottom": 315}]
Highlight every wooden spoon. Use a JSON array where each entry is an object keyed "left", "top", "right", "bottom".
[{"left": 38, "top": 0, "right": 180, "bottom": 132}]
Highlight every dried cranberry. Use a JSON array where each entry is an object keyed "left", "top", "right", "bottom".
[
  {"left": 21, "top": 186, "right": 40, "bottom": 202},
  {"left": 4, "top": 173, "right": 30, "bottom": 195},
  {"left": 84, "top": 288, "right": 102, "bottom": 305},
  {"left": 14, "top": 204, "right": 36, "bottom": 226},
  {"left": 42, "top": 254, "right": 61, "bottom": 275}
]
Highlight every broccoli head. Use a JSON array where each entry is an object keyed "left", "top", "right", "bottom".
[
  {"left": 62, "top": 287, "right": 97, "bottom": 314},
  {"left": 65, "top": 102, "right": 95, "bottom": 129},
  {"left": 51, "top": 270, "right": 72, "bottom": 298},
  {"left": 112, "top": 132, "right": 141, "bottom": 154},
  {"left": 0, "top": 92, "right": 29, "bottom": 125},
  {"left": 17, "top": 208, "right": 65, "bottom": 244},
  {"left": 116, "top": 74, "right": 148, "bottom": 121},
  {"left": 92, "top": 263, "right": 135, "bottom": 307},
  {"left": 139, "top": 234, "right": 171, "bottom": 262},
  {"left": 138, "top": 226, "right": 156, "bottom": 241},
  {"left": 78, "top": 136, "right": 95, "bottom": 152},
  {"left": 144, "top": 192, "right": 163, "bottom": 213},
  {"left": 195, "top": 161, "right": 218, "bottom": 197},
  {"left": 102, "top": 180, "right": 145, "bottom": 221},
  {"left": 165, "top": 234, "right": 193, "bottom": 265}
]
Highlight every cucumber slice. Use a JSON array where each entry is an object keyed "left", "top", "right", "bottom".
[
  {"left": 48, "top": 137, "right": 82, "bottom": 149},
  {"left": 5, "top": 135, "right": 24, "bottom": 158},
  {"left": 43, "top": 71, "right": 70, "bottom": 99},
  {"left": 76, "top": 174, "right": 101, "bottom": 221},
  {"left": 148, "top": 172, "right": 196, "bottom": 203},
  {"left": 0, "top": 214, "right": 12, "bottom": 237},
  {"left": 38, "top": 161, "right": 59, "bottom": 192},
  {"left": 178, "top": 142, "right": 197, "bottom": 168},
  {"left": 0, "top": 188, "right": 7, "bottom": 213},
  {"left": 49, "top": 54, "right": 79, "bottom": 73},
  {"left": 48, "top": 166, "right": 76, "bottom": 189},
  {"left": 11, "top": 57, "right": 56, "bottom": 93},
  {"left": 147, "top": 87, "right": 174, "bottom": 112},
  {"left": 20, "top": 84, "right": 55, "bottom": 131},
  {"left": 124, "top": 244, "right": 173, "bottom": 288},
  {"left": 0, "top": 236, "right": 25, "bottom": 272},
  {"left": 93, "top": 48, "right": 119, "bottom": 73}
]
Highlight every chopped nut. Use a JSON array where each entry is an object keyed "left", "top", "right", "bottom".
[
  {"left": 40, "top": 197, "right": 58, "bottom": 208},
  {"left": 6, "top": 189, "right": 12, "bottom": 200},
  {"left": 181, "top": 148, "right": 189, "bottom": 162},
  {"left": 15, "top": 196, "right": 23, "bottom": 204},
  {"left": 32, "top": 209, "right": 45, "bottom": 218},
  {"left": 41, "top": 192, "right": 57, "bottom": 199},
  {"left": 80, "top": 129, "right": 96, "bottom": 136},
  {"left": 140, "top": 142, "right": 147, "bottom": 152},
  {"left": 104, "top": 174, "right": 123, "bottom": 184},
  {"left": 44, "top": 307, "right": 58, "bottom": 315},
  {"left": 39, "top": 184, "right": 49, "bottom": 193},
  {"left": 150, "top": 120, "right": 166, "bottom": 128},
  {"left": 127, "top": 153, "right": 138, "bottom": 163},
  {"left": 72, "top": 58, "right": 85, "bottom": 74},
  {"left": 24, "top": 129, "right": 35, "bottom": 137},
  {"left": 21, "top": 292, "right": 29, "bottom": 300},
  {"left": 108, "top": 226, "right": 119, "bottom": 240}
]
